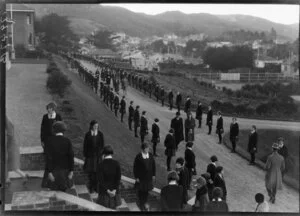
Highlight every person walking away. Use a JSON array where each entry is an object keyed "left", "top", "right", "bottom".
[
  {"left": 160, "top": 171, "right": 184, "bottom": 211},
  {"left": 185, "top": 142, "right": 196, "bottom": 189},
  {"left": 168, "top": 90, "right": 174, "bottom": 110},
  {"left": 120, "top": 96, "right": 126, "bottom": 123},
  {"left": 176, "top": 92, "right": 182, "bottom": 112},
  {"left": 134, "top": 106, "right": 141, "bottom": 138},
  {"left": 248, "top": 125, "right": 258, "bottom": 165},
  {"left": 192, "top": 176, "right": 209, "bottom": 212},
  {"left": 170, "top": 112, "right": 184, "bottom": 151},
  {"left": 206, "top": 155, "right": 218, "bottom": 184},
  {"left": 254, "top": 193, "right": 269, "bottom": 212},
  {"left": 175, "top": 157, "right": 189, "bottom": 205},
  {"left": 97, "top": 145, "right": 121, "bottom": 209},
  {"left": 184, "top": 96, "right": 191, "bottom": 114},
  {"left": 140, "top": 111, "right": 149, "bottom": 143},
  {"left": 164, "top": 129, "right": 176, "bottom": 171},
  {"left": 206, "top": 106, "right": 213, "bottom": 135},
  {"left": 206, "top": 187, "right": 229, "bottom": 212},
  {"left": 113, "top": 94, "right": 119, "bottom": 117},
  {"left": 277, "top": 137, "right": 288, "bottom": 179},
  {"left": 213, "top": 166, "right": 227, "bottom": 201},
  {"left": 229, "top": 117, "right": 239, "bottom": 153},
  {"left": 41, "top": 102, "right": 62, "bottom": 188},
  {"left": 265, "top": 142, "right": 285, "bottom": 204},
  {"left": 133, "top": 143, "right": 156, "bottom": 211},
  {"left": 184, "top": 112, "right": 196, "bottom": 142},
  {"left": 216, "top": 111, "right": 224, "bottom": 144},
  {"left": 196, "top": 101, "right": 203, "bottom": 128},
  {"left": 83, "top": 120, "right": 105, "bottom": 193},
  {"left": 128, "top": 101, "right": 134, "bottom": 130},
  {"left": 45, "top": 121, "right": 74, "bottom": 192},
  {"left": 151, "top": 118, "right": 160, "bottom": 157}
]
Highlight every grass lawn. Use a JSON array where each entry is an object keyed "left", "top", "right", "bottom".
[{"left": 223, "top": 129, "right": 299, "bottom": 190}]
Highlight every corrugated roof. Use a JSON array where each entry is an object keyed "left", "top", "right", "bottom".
[{"left": 6, "top": 4, "right": 34, "bottom": 12}]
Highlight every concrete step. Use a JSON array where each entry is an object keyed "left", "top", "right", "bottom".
[
  {"left": 127, "top": 202, "right": 140, "bottom": 211},
  {"left": 75, "top": 184, "right": 89, "bottom": 194},
  {"left": 116, "top": 198, "right": 130, "bottom": 211},
  {"left": 78, "top": 193, "right": 92, "bottom": 202}
]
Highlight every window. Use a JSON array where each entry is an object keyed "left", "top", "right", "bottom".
[
  {"left": 27, "top": 14, "right": 31, "bottom": 25},
  {"left": 28, "top": 33, "right": 33, "bottom": 45}
]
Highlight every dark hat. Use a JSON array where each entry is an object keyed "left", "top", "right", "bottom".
[
  {"left": 196, "top": 176, "right": 207, "bottom": 188},
  {"left": 52, "top": 121, "right": 67, "bottom": 134},
  {"left": 212, "top": 187, "right": 223, "bottom": 199},
  {"left": 154, "top": 118, "right": 159, "bottom": 122},
  {"left": 102, "top": 145, "right": 114, "bottom": 156},
  {"left": 186, "top": 142, "right": 193, "bottom": 148},
  {"left": 176, "top": 111, "right": 180, "bottom": 116},
  {"left": 141, "top": 142, "right": 150, "bottom": 150},
  {"left": 136, "top": 105, "right": 140, "bottom": 109},
  {"left": 216, "top": 166, "right": 223, "bottom": 173},
  {"left": 142, "top": 111, "right": 146, "bottom": 115},
  {"left": 255, "top": 193, "right": 264, "bottom": 203},
  {"left": 46, "top": 102, "right": 57, "bottom": 110},
  {"left": 169, "top": 128, "right": 174, "bottom": 134},
  {"left": 210, "top": 155, "right": 218, "bottom": 162},
  {"left": 167, "top": 171, "right": 179, "bottom": 182},
  {"left": 175, "top": 157, "right": 184, "bottom": 166}
]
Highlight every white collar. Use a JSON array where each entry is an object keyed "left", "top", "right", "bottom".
[
  {"left": 48, "top": 112, "right": 56, "bottom": 119},
  {"left": 104, "top": 155, "right": 112, "bottom": 159},
  {"left": 91, "top": 130, "right": 98, "bottom": 136},
  {"left": 56, "top": 133, "right": 63, "bottom": 136},
  {"left": 169, "top": 181, "right": 177, "bottom": 185},
  {"left": 187, "top": 147, "right": 193, "bottom": 151},
  {"left": 212, "top": 198, "right": 222, "bottom": 202},
  {"left": 142, "top": 152, "right": 149, "bottom": 159},
  {"left": 212, "top": 162, "right": 216, "bottom": 166}
]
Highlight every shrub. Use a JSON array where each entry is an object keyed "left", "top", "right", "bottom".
[
  {"left": 256, "top": 103, "right": 270, "bottom": 115},
  {"left": 46, "top": 64, "right": 59, "bottom": 74},
  {"left": 46, "top": 71, "right": 72, "bottom": 97},
  {"left": 235, "top": 104, "right": 247, "bottom": 115}
]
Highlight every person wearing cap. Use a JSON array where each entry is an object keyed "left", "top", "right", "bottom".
[
  {"left": 140, "top": 111, "right": 149, "bottom": 143},
  {"left": 255, "top": 193, "right": 269, "bottom": 212},
  {"left": 206, "top": 105, "right": 213, "bottom": 135},
  {"left": 277, "top": 137, "right": 289, "bottom": 179},
  {"left": 83, "top": 120, "right": 105, "bottom": 193},
  {"left": 213, "top": 166, "right": 227, "bottom": 201},
  {"left": 184, "top": 112, "right": 196, "bottom": 142},
  {"left": 40, "top": 102, "right": 62, "bottom": 150},
  {"left": 97, "top": 145, "right": 121, "bottom": 209},
  {"left": 265, "top": 142, "right": 285, "bottom": 204},
  {"left": 196, "top": 101, "right": 203, "bottom": 128},
  {"left": 206, "top": 155, "right": 218, "bottom": 184},
  {"left": 229, "top": 117, "right": 239, "bottom": 153},
  {"left": 206, "top": 187, "right": 229, "bottom": 212},
  {"left": 119, "top": 96, "right": 126, "bottom": 123},
  {"left": 170, "top": 112, "right": 184, "bottom": 150},
  {"left": 45, "top": 121, "right": 74, "bottom": 192},
  {"left": 175, "top": 157, "right": 189, "bottom": 205},
  {"left": 164, "top": 129, "right": 176, "bottom": 171},
  {"left": 248, "top": 125, "right": 258, "bottom": 165},
  {"left": 151, "top": 118, "right": 160, "bottom": 157},
  {"left": 185, "top": 142, "right": 196, "bottom": 189},
  {"left": 160, "top": 171, "right": 184, "bottom": 211},
  {"left": 134, "top": 105, "right": 141, "bottom": 138},
  {"left": 128, "top": 101, "right": 134, "bottom": 130},
  {"left": 133, "top": 143, "right": 156, "bottom": 211},
  {"left": 216, "top": 111, "right": 224, "bottom": 144},
  {"left": 192, "top": 176, "right": 209, "bottom": 212},
  {"left": 184, "top": 96, "right": 191, "bottom": 114},
  {"left": 176, "top": 92, "right": 182, "bottom": 112}
]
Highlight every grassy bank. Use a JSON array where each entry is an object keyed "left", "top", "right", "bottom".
[{"left": 223, "top": 129, "right": 299, "bottom": 190}]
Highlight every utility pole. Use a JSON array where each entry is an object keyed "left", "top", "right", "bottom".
[{"left": 10, "top": 4, "right": 15, "bottom": 59}]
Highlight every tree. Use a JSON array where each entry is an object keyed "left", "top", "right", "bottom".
[{"left": 91, "top": 30, "right": 115, "bottom": 50}]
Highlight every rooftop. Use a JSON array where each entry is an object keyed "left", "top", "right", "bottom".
[{"left": 6, "top": 4, "right": 34, "bottom": 12}]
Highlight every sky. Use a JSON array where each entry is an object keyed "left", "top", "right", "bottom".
[{"left": 103, "top": 4, "right": 299, "bottom": 25}]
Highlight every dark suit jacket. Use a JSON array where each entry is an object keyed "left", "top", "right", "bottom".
[
  {"left": 133, "top": 152, "right": 156, "bottom": 181},
  {"left": 120, "top": 99, "right": 126, "bottom": 113},
  {"left": 164, "top": 133, "right": 176, "bottom": 156},
  {"left": 128, "top": 105, "right": 134, "bottom": 119},
  {"left": 114, "top": 96, "right": 119, "bottom": 109},
  {"left": 216, "top": 117, "right": 223, "bottom": 130},
  {"left": 278, "top": 145, "right": 289, "bottom": 159},
  {"left": 176, "top": 94, "right": 182, "bottom": 105},
  {"left": 206, "top": 110, "right": 213, "bottom": 126},
  {"left": 134, "top": 110, "right": 140, "bottom": 126},
  {"left": 213, "top": 174, "right": 227, "bottom": 198},
  {"left": 184, "top": 99, "right": 191, "bottom": 112},
  {"left": 185, "top": 148, "right": 196, "bottom": 169},
  {"left": 230, "top": 123, "right": 239, "bottom": 138},
  {"left": 170, "top": 117, "right": 184, "bottom": 143},
  {"left": 248, "top": 132, "right": 258, "bottom": 153},
  {"left": 83, "top": 131, "right": 104, "bottom": 158},
  {"left": 140, "top": 116, "right": 148, "bottom": 134},
  {"left": 161, "top": 185, "right": 184, "bottom": 211},
  {"left": 206, "top": 163, "right": 217, "bottom": 182},
  {"left": 151, "top": 123, "right": 160, "bottom": 142},
  {"left": 40, "top": 113, "right": 62, "bottom": 143},
  {"left": 168, "top": 92, "right": 174, "bottom": 101},
  {"left": 206, "top": 200, "right": 229, "bottom": 212},
  {"left": 196, "top": 105, "right": 203, "bottom": 120}
]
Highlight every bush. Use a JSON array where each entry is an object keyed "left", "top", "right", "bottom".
[
  {"left": 46, "top": 64, "right": 59, "bottom": 74},
  {"left": 46, "top": 71, "right": 72, "bottom": 97},
  {"left": 235, "top": 104, "right": 247, "bottom": 115}
]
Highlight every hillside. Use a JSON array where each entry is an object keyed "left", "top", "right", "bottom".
[{"left": 28, "top": 4, "right": 298, "bottom": 40}]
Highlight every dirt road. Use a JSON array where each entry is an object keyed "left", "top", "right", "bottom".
[{"left": 78, "top": 59, "right": 299, "bottom": 212}]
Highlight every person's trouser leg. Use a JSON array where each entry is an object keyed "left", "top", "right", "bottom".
[
  {"left": 128, "top": 118, "right": 132, "bottom": 130},
  {"left": 121, "top": 113, "right": 124, "bottom": 122},
  {"left": 198, "top": 119, "right": 201, "bottom": 128},
  {"left": 114, "top": 109, "right": 117, "bottom": 117},
  {"left": 141, "top": 134, "right": 144, "bottom": 143},
  {"left": 218, "top": 131, "right": 222, "bottom": 143},
  {"left": 231, "top": 139, "right": 236, "bottom": 152},
  {"left": 250, "top": 153, "right": 255, "bottom": 163},
  {"left": 208, "top": 125, "right": 212, "bottom": 134},
  {"left": 153, "top": 141, "right": 157, "bottom": 155},
  {"left": 167, "top": 156, "right": 172, "bottom": 170},
  {"left": 134, "top": 125, "right": 138, "bottom": 137}
]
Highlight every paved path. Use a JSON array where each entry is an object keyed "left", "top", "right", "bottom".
[{"left": 79, "top": 59, "right": 299, "bottom": 212}]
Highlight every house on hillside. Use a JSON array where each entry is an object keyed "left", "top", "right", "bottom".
[
  {"left": 281, "top": 55, "right": 299, "bottom": 76},
  {"left": 207, "top": 41, "right": 233, "bottom": 48},
  {"left": 6, "top": 4, "right": 35, "bottom": 58},
  {"left": 255, "top": 56, "right": 283, "bottom": 72}
]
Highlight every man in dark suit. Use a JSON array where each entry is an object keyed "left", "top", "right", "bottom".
[
  {"left": 120, "top": 96, "right": 126, "bottom": 123},
  {"left": 206, "top": 106, "right": 213, "bottom": 135},
  {"left": 216, "top": 111, "right": 224, "bottom": 144},
  {"left": 196, "top": 101, "right": 203, "bottom": 128},
  {"left": 176, "top": 92, "right": 182, "bottom": 112},
  {"left": 248, "top": 125, "right": 258, "bottom": 165},
  {"left": 140, "top": 111, "right": 149, "bottom": 143},
  {"left": 206, "top": 155, "right": 218, "bottom": 182},
  {"left": 160, "top": 87, "right": 165, "bottom": 107},
  {"left": 168, "top": 90, "right": 174, "bottom": 110},
  {"left": 164, "top": 128, "right": 176, "bottom": 171},
  {"left": 151, "top": 118, "right": 160, "bottom": 157},
  {"left": 113, "top": 94, "right": 119, "bottom": 117},
  {"left": 128, "top": 101, "right": 134, "bottom": 130},
  {"left": 213, "top": 166, "right": 227, "bottom": 201},
  {"left": 170, "top": 112, "right": 184, "bottom": 151},
  {"left": 185, "top": 142, "right": 196, "bottom": 189},
  {"left": 175, "top": 157, "right": 189, "bottom": 205},
  {"left": 184, "top": 96, "right": 191, "bottom": 114},
  {"left": 134, "top": 106, "right": 141, "bottom": 138},
  {"left": 230, "top": 117, "right": 239, "bottom": 153}
]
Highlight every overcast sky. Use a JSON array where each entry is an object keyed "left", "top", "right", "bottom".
[{"left": 103, "top": 4, "right": 299, "bottom": 25}]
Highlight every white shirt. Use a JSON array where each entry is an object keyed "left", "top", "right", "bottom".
[
  {"left": 169, "top": 180, "right": 177, "bottom": 185},
  {"left": 56, "top": 133, "right": 63, "bottom": 136},
  {"left": 142, "top": 152, "right": 149, "bottom": 159},
  {"left": 212, "top": 162, "right": 216, "bottom": 167},
  {"left": 187, "top": 147, "right": 193, "bottom": 151},
  {"left": 91, "top": 130, "right": 98, "bottom": 136},
  {"left": 48, "top": 112, "right": 56, "bottom": 119},
  {"left": 212, "top": 198, "right": 222, "bottom": 202},
  {"left": 104, "top": 155, "right": 112, "bottom": 159}
]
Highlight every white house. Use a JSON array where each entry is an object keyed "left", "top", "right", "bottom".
[
  {"left": 255, "top": 56, "right": 283, "bottom": 68},
  {"left": 207, "top": 41, "right": 233, "bottom": 48}
]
